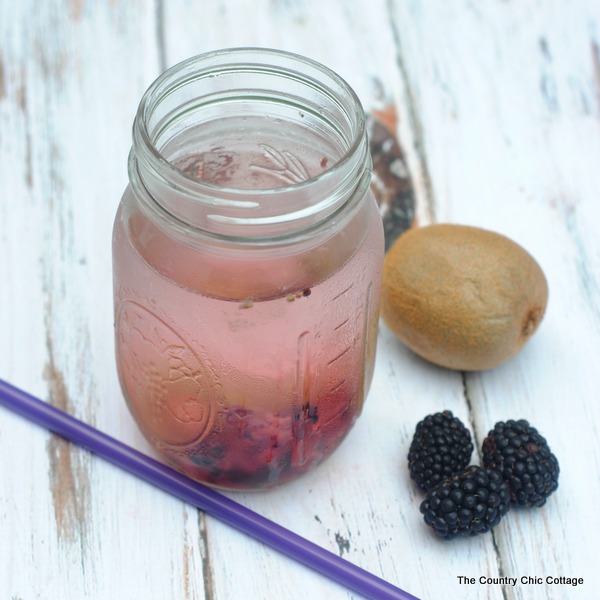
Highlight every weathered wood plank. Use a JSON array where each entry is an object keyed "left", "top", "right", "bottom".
[
  {"left": 387, "top": 1, "right": 600, "bottom": 598},
  {"left": 155, "top": 2, "right": 497, "bottom": 599},
  {"left": 0, "top": 2, "right": 210, "bottom": 599}
]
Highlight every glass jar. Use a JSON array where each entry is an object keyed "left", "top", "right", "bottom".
[{"left": 112, "top": 48, "right": 384, "bottom": 491}]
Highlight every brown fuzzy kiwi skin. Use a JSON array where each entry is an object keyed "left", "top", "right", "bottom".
[{"left": 381, "top": 224, "right": 548, "bottom": 371}]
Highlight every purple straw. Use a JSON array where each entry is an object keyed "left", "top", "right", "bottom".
[{"left": 0, "top": 379, "right": 419, "bottom": 600}]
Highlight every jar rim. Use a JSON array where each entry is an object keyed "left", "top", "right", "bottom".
[
  {"left": 132, "top": 47, "right": 367, "bottom": 199},
  {"left": 129, "top": 47, "right": 372, "bottom": 241}
]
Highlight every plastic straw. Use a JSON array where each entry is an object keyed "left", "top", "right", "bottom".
[{"left": 0, "top": 378, "right": 419, "bottom": 600}]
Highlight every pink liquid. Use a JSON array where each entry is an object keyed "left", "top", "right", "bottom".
[{"left": 113, "top": 142, "right": 383, "bottom": 490}]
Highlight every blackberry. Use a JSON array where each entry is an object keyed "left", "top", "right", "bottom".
[
  {"left": 408, "top": 410, "right": 473, "bottom": 493},
  {"left": 482, "top": 419, "right": 559, "bottom": 507},
  {"left": 420, "top": 466, "right": 511, "bottom": 539}
]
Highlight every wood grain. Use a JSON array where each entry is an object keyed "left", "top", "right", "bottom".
[{"left": 1, "top": 1, "right": 600, "bottom": 599}]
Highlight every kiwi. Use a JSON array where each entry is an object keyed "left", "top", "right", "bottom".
[{"left": 381, "top": 224, "right": 548, "bottom": 371}]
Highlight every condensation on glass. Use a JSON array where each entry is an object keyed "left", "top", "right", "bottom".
[{"left": 112, "top": 48, "right": 384, "bottom": 490}]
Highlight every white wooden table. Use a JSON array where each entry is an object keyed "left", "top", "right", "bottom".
[{"left": 1, "top": 2, "right": 599, "bottom": 599}]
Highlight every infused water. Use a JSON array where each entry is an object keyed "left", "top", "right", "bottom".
[{"left": 112, "top": 49, "right": 384, "bottom": 490}]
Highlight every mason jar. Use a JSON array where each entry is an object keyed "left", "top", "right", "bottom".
[{"left": 112, "top": 48, "right": 384, "bottom": 490}]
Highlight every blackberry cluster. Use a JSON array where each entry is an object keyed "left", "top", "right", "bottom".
[
  {"left": 408, "top": 411, "right": 473, "bottom": 493},
  {"left": 408, "top": 411, "right": 560, "bottom": 540},
  {"left": 482, "top": 419, "right": 560, "bottom": 507},
  {"left": 420, "top": 466, "right": 511, "bottom": 539}
]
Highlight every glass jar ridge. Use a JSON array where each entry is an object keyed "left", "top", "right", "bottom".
[{"left": 129, "top": 47, "right": 373, "bottom": 242}]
